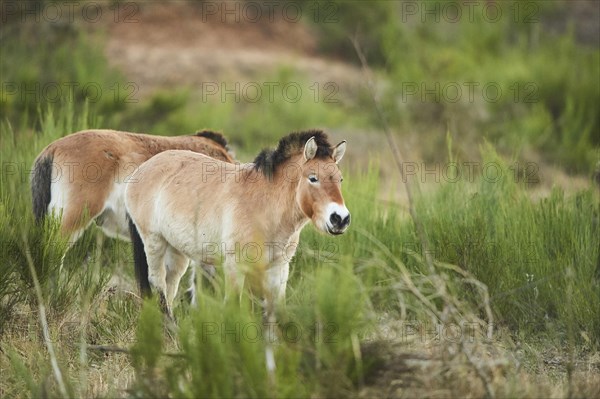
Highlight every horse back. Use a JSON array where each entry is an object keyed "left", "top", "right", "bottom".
[{"left": 125, "top": 150, "right": 237, "bottom": 235}]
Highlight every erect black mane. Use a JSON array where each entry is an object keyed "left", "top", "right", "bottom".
[
  {"left": 194, "top": 130, "right": 228, "bottom": 149},
  {"left": 253, "top": 130, "right": 333, "bottom": 178}
]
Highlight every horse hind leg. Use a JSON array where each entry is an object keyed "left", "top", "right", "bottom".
[
  {"left": 143, "top": 234, "right": 171, "bottom": 317},
  {"left": 164, "top": 246, "right": 190, "bottom": 309},
  {"left": 58, "top": 202, "right": 102, "bottom": 264},
  {"left": 53, "top": 206, "right": 94, "bottom": 271}
]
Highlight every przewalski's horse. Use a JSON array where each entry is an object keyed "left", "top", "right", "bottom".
[
  {"left": 125, "top": 130, "right": 350, "bottom": 318},
  {"left": 31, "top": 129, "right": 235, "bottom": 296},
  {"left": 31, "top": 129, "right": 234, "bottom": 244}
]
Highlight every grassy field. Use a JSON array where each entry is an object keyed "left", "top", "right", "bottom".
[
  {"left": 1, "top": 1, "right": 599, "bottom": 398},
  {"left": 1, "top": 108, "right": 598, "bottom": 398}
]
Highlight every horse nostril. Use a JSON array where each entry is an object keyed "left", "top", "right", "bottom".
[
  {"left": 342, "top": 214, "right": 351, "bottom": 226},
  {"left": 330, "top": 213, "right": 342, "bottom": 226}
]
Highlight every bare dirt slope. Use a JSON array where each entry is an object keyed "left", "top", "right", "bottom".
[{"left": 105, "top": 2, "right": 361, "bottom": 98}]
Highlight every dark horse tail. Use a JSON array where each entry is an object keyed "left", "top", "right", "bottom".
[
  {"left": 128, "top": 215, "right": 152, "bottom": 297},
  {"left": 31, "top": 154, "right": 54, "bottom": 223}
]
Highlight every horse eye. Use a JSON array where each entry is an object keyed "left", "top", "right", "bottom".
[
  {"left": 340, "top": 177, "right": 344, "bottom": 183},
  {"left": 308, "top": 176, "right": 319, "bottom": 183}
]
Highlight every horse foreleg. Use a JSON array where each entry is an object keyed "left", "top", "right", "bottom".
[
  {"left": 185, "top": 260, "right": 217, "bottom": 306},
  {"left": 262, "top": 261, "right": 290, "bottom": 374},
  {"left": 264, "top": 261, "right": 290, "bottom": 307},
  {"left": 262, "top": 260, "right": 290, "bottom": 327},
  {"left": 262, "top": 232, "right": 297, "bottom": 313},
  {"left": 223, "top": 257, "right": 245, "bottom": 303}
]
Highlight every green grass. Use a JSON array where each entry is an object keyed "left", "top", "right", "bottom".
[
  {"left": 0, "top": 22, "right": 128, "bottom": 131},
  {"left": 2, "top": 105, "right": 599, "bottom": 399}
]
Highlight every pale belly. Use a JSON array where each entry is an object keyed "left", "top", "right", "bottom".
[{"left": 96, "top": 183, "right": 130, "bottom": 241}]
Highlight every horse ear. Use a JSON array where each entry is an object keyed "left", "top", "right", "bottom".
[
  {"left": 304, "top": 137, "right": 317, "bottom": 161},
  {"left": 332, "top": 141, "right": 346, "bottom": 164}
]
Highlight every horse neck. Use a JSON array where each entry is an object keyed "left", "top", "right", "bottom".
[
  {"left": 143, "top": 135, "right": 197, "bottom": 152},
  {"left": 247, "top": 162, "right": 307, "bottom": 238}
]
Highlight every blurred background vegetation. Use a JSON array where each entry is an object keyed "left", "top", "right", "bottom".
[
  {"left": 2, "top": 0, "right": 598, "bottom": 171},
  {"left": 1, "top": 1, "right": 599, "bottom": 397}
]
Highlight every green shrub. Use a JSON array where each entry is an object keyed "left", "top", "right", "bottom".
[{"left": 379, "top": 2, "right": 599, "bottom": 172}]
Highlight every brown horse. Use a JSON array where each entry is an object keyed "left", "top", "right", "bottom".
[
  {"left": 125, "top": 130, "right": 350, "bottom": 318},
  {"left": 31, "top": 129, "right": 234, "bottom": 242}
]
